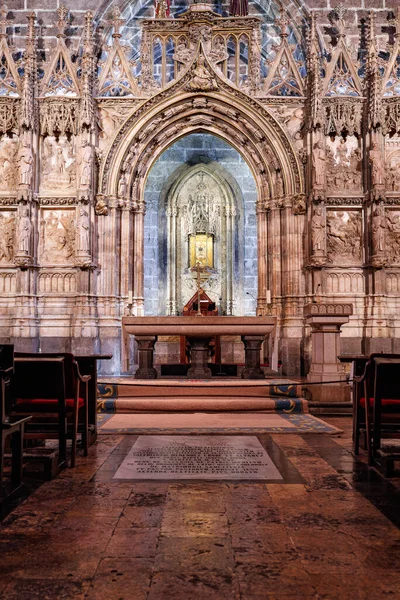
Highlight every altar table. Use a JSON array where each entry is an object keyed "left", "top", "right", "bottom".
[{"left": 122, "top": 316, "right": 276, "bottom": 379}]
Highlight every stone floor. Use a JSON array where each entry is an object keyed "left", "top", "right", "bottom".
[{"left": 1, "top": 417, "right": 400, "bottom": 599}]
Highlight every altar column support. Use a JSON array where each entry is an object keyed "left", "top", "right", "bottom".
[
  {"left": 241, "top": 335, "right": 266, "bottom": 379},
  {"left": 134, "top": 336, "right": 158, "bottom": 379}
]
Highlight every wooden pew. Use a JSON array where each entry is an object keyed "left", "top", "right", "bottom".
[
  {"left": 12, "top": 354, "right": 90, "bottom": 468},
  {"left": 353, "top": 353, "right": 400, "bottom": 473}
]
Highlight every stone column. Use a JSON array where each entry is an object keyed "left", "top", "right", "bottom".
[
  {"left": 167, "top": 206, "right": 178, "bottom": 315},
  {"left": 304, "top": 302, "right": 353, "bottom": 403},
  {"left": 256, "top": 199, "right": 267, "bottom": 315},
  {"left": 134, "top": 335, "right": 158, "bottom": 379},
  {"left": 241, "top": 335, "right": 266, "bottom": 379},
  {"left": 133, "top": 198, "right": 145, "bottom": 316}
]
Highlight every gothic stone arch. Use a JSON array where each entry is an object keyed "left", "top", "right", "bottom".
[{"left": 98, "top": 50, "right": 305, "bottom": 337}]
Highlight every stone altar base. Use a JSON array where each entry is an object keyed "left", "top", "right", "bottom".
[{"left": 97, "top": 378, "right": 308, "bottom": 413}]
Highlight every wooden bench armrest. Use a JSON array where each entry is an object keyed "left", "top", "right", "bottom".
[
  {"left": 353, "top": 359, "right": 373, "bottom": 384},
  {"left": 73, "top": 360, "right": 91, "bottom": 383}
]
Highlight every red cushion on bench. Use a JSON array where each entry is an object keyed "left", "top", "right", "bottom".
[
  {"left": 360, "top": 397, "right": 400, "bottom": 410},
  {"left": 15, "top": 398, "right": 84, "bottom": 412}
]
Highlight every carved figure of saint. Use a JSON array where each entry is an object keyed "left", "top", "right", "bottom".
[
  {"left": 230, "top": 0, "right": 248, "bottom": 16},
  {"left": 336, "top": 138, "right": 348, "bottom": 166},
  {"left": 312, "top": 141, "right": 326, "bottom": 188},
  {"left": 17, "top": 208, "right": 31, "bottom": 254},
  {"left": 189, "top": 56, "right": 216, "bottom": 91},
  {"left": 372, "top": 205, "right": 386, "bottom": 254},
  {"left": 18, "top": 141, "right": 33, "bottom": 187},
  {"left": 118, "top": 173, "right": 127, "bottom": 198},
  {"left": 312, "top": 206, "right": 325, "bottom": 252},
  {"left": 77, "top": 208, "right": 90, "bottom": 253},
  {"left": 369, "top": 142, "right": 384, "bottom": 188},
  {"left": 80, "top": 141, "right": 92, "bottom": 188},
  {"left": 155, "top": 0, "right": 170, "bottom": 18},
  {"left": 275, "top": 172, "right": 284, "bottom": 198},
  {"left": 55, "top": 146, "right": 66, "bottom": 174}
]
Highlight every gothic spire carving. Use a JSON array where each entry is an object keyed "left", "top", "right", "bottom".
[
  {"left": 40, "top": 5, "right": 80, "bottom": 97},
  {"left": 366, "top": 11, "right": 381, "bottom": 130},
  {"left": 322, "top": 4, "right": 362, "bottom": 98},
  {"left": 20, "top": 12, "right": 36, "bottom": 130},
  {"left": 79, "top": 11, "right": 95, "bottom": 129},
  {"left": 97, "top": 7, "right": 139, "bottom": 97},
  {"left": 0, "top": 5, "right": 21, "bottom": 97},
  {"left": 307, "top": 12, "right": 323, "bottom": 129},
  {"left": 262, "top": 12, "right": 305, "bottom": 97}
]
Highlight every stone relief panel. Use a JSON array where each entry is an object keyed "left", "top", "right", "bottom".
[
  {"left": 326, "top": 271, "right": 364, "bottom": 293},
  {"left": 386, "top": 209, "right": 400, "bottom": 264},
  {"left": 326, "top": 209, "right": 362, "bottom": 265},
  {"left": 39, "top": 209, "right": 75, "bottom": 265},
  {"left": 326, "top": 136, "right": 362, "bottom": 193},
  {"left": 0, "top": 210, "right": 15, "bottom": 264},
  {"left": 0, "top": 273, "right": 16, "bottom": 293},
  {"left": 385, "top": 148, "right": 400, "bottom": 193},
  {"left": 41, "top": 135, "right": 76, "bottom": 193},
  {"left": 38, "top": 272, "right": 76, "bottom": 293},
  {"left": 0, "top": 136, "right": 19, "bottom": 193}
]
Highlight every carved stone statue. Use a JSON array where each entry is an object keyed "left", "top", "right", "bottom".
[
  {"left": 369, "top": 142, "right": 384, "bottom": 188},
  {"left": 311, "top": 206, "right": 325, "bottom": 252},
  {"left": 17, "top": 208, "right": 32, "bottom": 254},
  {"left": 372, "top": 205, "right": 386, "bottom": 254},
  {"left": 118, "top": 173, "right": 127, "bottom": 198},
  {"left": 275, "top": 171, "right": 284, "bottom": 198},
  {"left": 312, "top": 141, "right": 326, "bottom": 188},
  {"left": 77, "top": 208, "right": 90, "bottom": 253},
  {"left": 18, "top": 141, "right": 33, "bottom": 187},
  {"left": 230, "top": 0, "right": 248, "bottom": 16},
  {"left": 188, "top": 56, "right": 217, "bottom": 92},
  {"left": 80, "top": 141, "right": 92, "bottom": 188}
]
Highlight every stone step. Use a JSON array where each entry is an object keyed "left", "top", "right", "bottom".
[{"left": 98, "top": 396, "right": 308, "bottom": 413}]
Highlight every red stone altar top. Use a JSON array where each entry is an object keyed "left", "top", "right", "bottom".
[{"left": 122, "top": 316, "right": 276, "bottom": 337}]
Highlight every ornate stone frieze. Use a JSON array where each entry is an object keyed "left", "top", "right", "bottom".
[
  {"left": 39, "top": 197, "right": 76, "bottom": 205},
  {"left": 39, "top": 98, "right": 80, "bottom": 136},
  {"left": 0, "top": 98, "right": 19, "bottom": 134}
]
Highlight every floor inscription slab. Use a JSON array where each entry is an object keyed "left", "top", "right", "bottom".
[{"left": 113, "top": 435, "right": 283, "bottom": 481}]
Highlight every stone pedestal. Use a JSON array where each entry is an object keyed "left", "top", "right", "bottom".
[
  {"left": 186, "top": 336, "right": 213, "bottom": 379},
  {"left": 304, "top": 303, "right": 353, "bottom": 403},
  {"left": 241, "top": 335, "right": 265, "bottom": 379},
  {"left": 134, "top": 336, "right": 157, "bottom": 379}
]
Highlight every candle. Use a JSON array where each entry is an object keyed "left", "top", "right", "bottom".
[
  {"left": 128, "top": 291, "right": 133, "bottom": 305},
  {"left": 266, "top": 290, "right": 271, "bottom": 304}
]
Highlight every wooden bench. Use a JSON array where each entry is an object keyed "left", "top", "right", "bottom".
[
  {"left": 12, "top": 354, "right": 91, "bottom": 468},
  {"left": 353, "top": 354, "right": 400, "bottom": 474}
]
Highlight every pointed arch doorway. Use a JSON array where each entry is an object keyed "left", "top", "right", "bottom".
[{"left": 143, "top": 133, "right": 258, "bottom": 321}]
